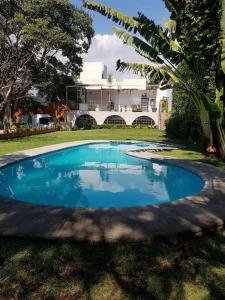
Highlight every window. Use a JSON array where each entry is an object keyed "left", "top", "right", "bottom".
[
  {"left": 104, "top": 115, "right": 126, "bottom": 125},
  {"left": 39, "top": 117, "right": 53, "bottom": 125},
  {"left": 75, "top": 115, "right": 97, "bottom": 128},
  {"left": 132, "top": 116, "right": 155, "bottom": 126}
]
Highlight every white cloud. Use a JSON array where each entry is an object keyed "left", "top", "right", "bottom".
[{"left": 82, "top": 34, "right": 149, "bottom": 79}]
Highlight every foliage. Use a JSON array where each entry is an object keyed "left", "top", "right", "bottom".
[
  {"left": 107, "top": 74, "right": 113, "bottom": 84},
  {"left": 215, "top": 0, "right": 225, "bottom": 155},
  {"left": 132, "top": 104, "right": 142, "bottom": 112},
  {"left": 166, "top": 113, "right": 201, "bottom": 143},
  {"left": 75, "top": 122, "right": 154, "bottom": 130},
  {"left": 27, "top": 112, "right": 32, "bottom": 126},
  {"left": 0, "top": 0, "right": 94, "bottom": 129},
  {"left": 37, "top": 74, "right": 77, "bottom": 103},
  {"left": 169, "top": 62, "right": 202, "bottom": 142},
  {"left": 166, "top": 0, "right": 225, "bottom": 152},
  {"left": 84, "top": 0, "right": 225, "bottom": 156},
  {"left": 82, "top": 124, "right": 154, "bottom": 130},
  {"left": 88, "top": 103, "right": 97, "bottom": 111},
  {"left": 166, "top": 0, "right": 221, "bottom": 100},
  {"left": 221, "top": 0, "right": 225, "bottom": 74}
]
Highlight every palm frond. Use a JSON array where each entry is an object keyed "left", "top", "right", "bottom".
[
  {"left": 163, "top": 18, "right": 176, "bottom": 32},
  {"left": 116, "top": 60, "right": 175, "bottom": 88},
  {"left": 83, "top": 1, "right": 139, "bottom": 32},
  {"left": 163, "top": 0, "right": 178, "bottom": 14},
  {"left": 135, "top": 13, "right": 182, "bottom": 63},
  {"left": 113, "top": 26, "right": 163, "bottom": 64}
]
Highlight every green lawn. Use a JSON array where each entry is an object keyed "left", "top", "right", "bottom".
[
  {"left": 1, "top": 129, "right": 225, "bottom": 299},
  {"left": 1, "top": 128, "right": 225, "bottom": 170},
  {"left": 0, "top": 129, "right": 165, "bottom": 155},
  {"left": 1, "top": 234, "right": 225, "bottom": 300}
]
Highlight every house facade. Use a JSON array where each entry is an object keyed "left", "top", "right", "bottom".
[{"left": 67, "top": 62, "right": 172, "bottom": 128}]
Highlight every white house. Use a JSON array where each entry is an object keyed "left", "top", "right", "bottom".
[{"left": 67, "top": 62, "right": 172, "bottom": 128}]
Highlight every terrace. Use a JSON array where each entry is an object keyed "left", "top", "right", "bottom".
[{"left": 66, "top": 62, "right": 172, "bottom": 128}]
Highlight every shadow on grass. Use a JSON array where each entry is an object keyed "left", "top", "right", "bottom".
[{"left": 0, "top": 233, "right": 225, "bottom": 299}]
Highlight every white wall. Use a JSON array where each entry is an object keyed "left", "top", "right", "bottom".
[
  {"left": 80, "top": 62, "right": 107, "bottom": 81},
  {"left": 79, "top": 63, "right": 147, "bottom": 90},
  {"left": 67, "top": 111, "right": 159, "bottom": 126},
  {"left": 156, "top": 88, "right": 173, "bottom": 111}
]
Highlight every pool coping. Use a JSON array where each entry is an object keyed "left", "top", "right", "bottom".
[{"left": 0, "top": 140, "right": 225, "bottom": 242}]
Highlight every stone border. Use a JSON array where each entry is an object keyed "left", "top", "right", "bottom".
[{"left": 0, "top": 140, "right": 225, "bottom": 242}]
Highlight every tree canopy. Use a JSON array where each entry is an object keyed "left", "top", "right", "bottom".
[
  {"left": 0, "top": 0, "right": 94, "bottom": 129},
  {"left": 164, "top": 0, "right": 221, "bottom": 100}
]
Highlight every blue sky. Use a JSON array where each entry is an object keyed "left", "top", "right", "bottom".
[{"left": 72, "top": 0, "right": 169, "bottom": 34}]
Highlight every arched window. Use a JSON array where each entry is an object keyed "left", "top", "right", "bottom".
[
  {"left": 104, "top": 115, "right": 126, "bottom": 125},
  {"left": 75, "top": 114, "right": 97, "bottom": 129},
  {"left": 132, "top": 116, "right": 155, "bottom": 126}
]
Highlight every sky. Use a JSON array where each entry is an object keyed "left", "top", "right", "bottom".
[{"left": 71, "top": 1, "right": 170, "bottom": 78}]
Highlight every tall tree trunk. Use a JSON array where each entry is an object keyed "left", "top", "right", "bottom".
[
  {"left": 216, "top": 122, "right": 225, "bottom": 157},
  {"left": 198, "top": 107, "right": 213, "bottom": 145},
  {"left": 190, "top": 91, "right": 214, "bottom": 147},
  {"left": 3, "top": 100, "right": 12, "bottom": 133}
]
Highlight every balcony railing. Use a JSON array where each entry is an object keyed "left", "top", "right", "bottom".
[{"left": 75, "top": 103, "right": 157, "bottom": 113}]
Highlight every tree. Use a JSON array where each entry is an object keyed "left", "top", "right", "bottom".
[
  {"left": 167, "top": 0, "right": 221, "bottom": 100},
  {"left": 167, "top": 62, "right": 202, "bottom": 143},
  {"left": 0, "top": 0, "right": 94, "bottom": 131},
  {"left": 172, "top": 63, "right": 198, "bottom": 114},
  {"left": 165, "top": 0, "right": 223, "bottom": 151},
  {"left": 37, "top": 74, "right": 77, "bottom": 103},
  {"left": 84, "top": 0, "right": 225, "bottom": 155},
  {"left": 215, "top": 0, "right": 225, "bottom": 155}
]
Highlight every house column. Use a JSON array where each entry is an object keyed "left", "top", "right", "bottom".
[
  {"left": 108, "top": 89, "right": 111, "bottom": 111},
  {"left": 100, "top": 86, "right": 102, "bottom": 111}
]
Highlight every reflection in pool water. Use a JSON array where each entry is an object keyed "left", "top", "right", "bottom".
[{"left": 0, "top": 142, "right": 204, "bottom": 208}]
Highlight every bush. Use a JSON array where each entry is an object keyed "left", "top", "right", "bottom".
[
  {"left": 88, "top": 104, "right": 97, "bottom": 111},
  {"left": 95, "top": 124, "right": 131, "bottom": 129},
  {"left": 75, "top": 124, "right": 154, "bottom": 130},
  {"left": 166, "top": 113, "right": 201, "bottom": 142}
]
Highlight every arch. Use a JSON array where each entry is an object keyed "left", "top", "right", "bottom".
[
  {"left": 132, "top": 116, "right": 155, "bottom": 126},
  {"left": 75, "top": 114, "right": 97, "bottom": 129},
  {"left": 103, "top": 115, "right": 126, "bottom": 125}
]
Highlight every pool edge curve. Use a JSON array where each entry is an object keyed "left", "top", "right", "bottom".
[{"left": 0, "top": 140, "right": 225, "bottom": 242}]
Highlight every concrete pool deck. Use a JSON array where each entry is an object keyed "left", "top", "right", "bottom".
[{"left": 0, "top": 140, "right": 225, "bottom": 242}]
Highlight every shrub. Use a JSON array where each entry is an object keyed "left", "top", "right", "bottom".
[
  {"left": 166, "top": 113, "right": 201, "bottom": 142},
  {"left": 88, "top": 104, "right": 97, "bottom": 111},
  {"left": 75, "top": 124, "right": 154, "bottom": 130}
]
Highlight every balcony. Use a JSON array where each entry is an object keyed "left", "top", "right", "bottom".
[{"left": 74, "top": 103, "right": 157, "bottom": 113}]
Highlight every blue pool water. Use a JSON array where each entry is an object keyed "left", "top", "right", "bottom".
[{"left": 0, "top": 142, "right": 204, "bottom": 208}]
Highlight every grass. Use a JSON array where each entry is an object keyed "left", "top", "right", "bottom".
[
  {"left": 1, "top": 128, "right": 225, "bottom": 170},
  {"left": 0, "top": 128, "right": 165, "bottom": 155},
  {"left": 1, "top": 234, "right": 225, "bottom": 299},
  {"left": 1, "top": 128, "right": 225, "bottom": 299}
]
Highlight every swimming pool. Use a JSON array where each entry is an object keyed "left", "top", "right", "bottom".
[{"left": 0, "top": 141, "right": 204, "bottom": 208}]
